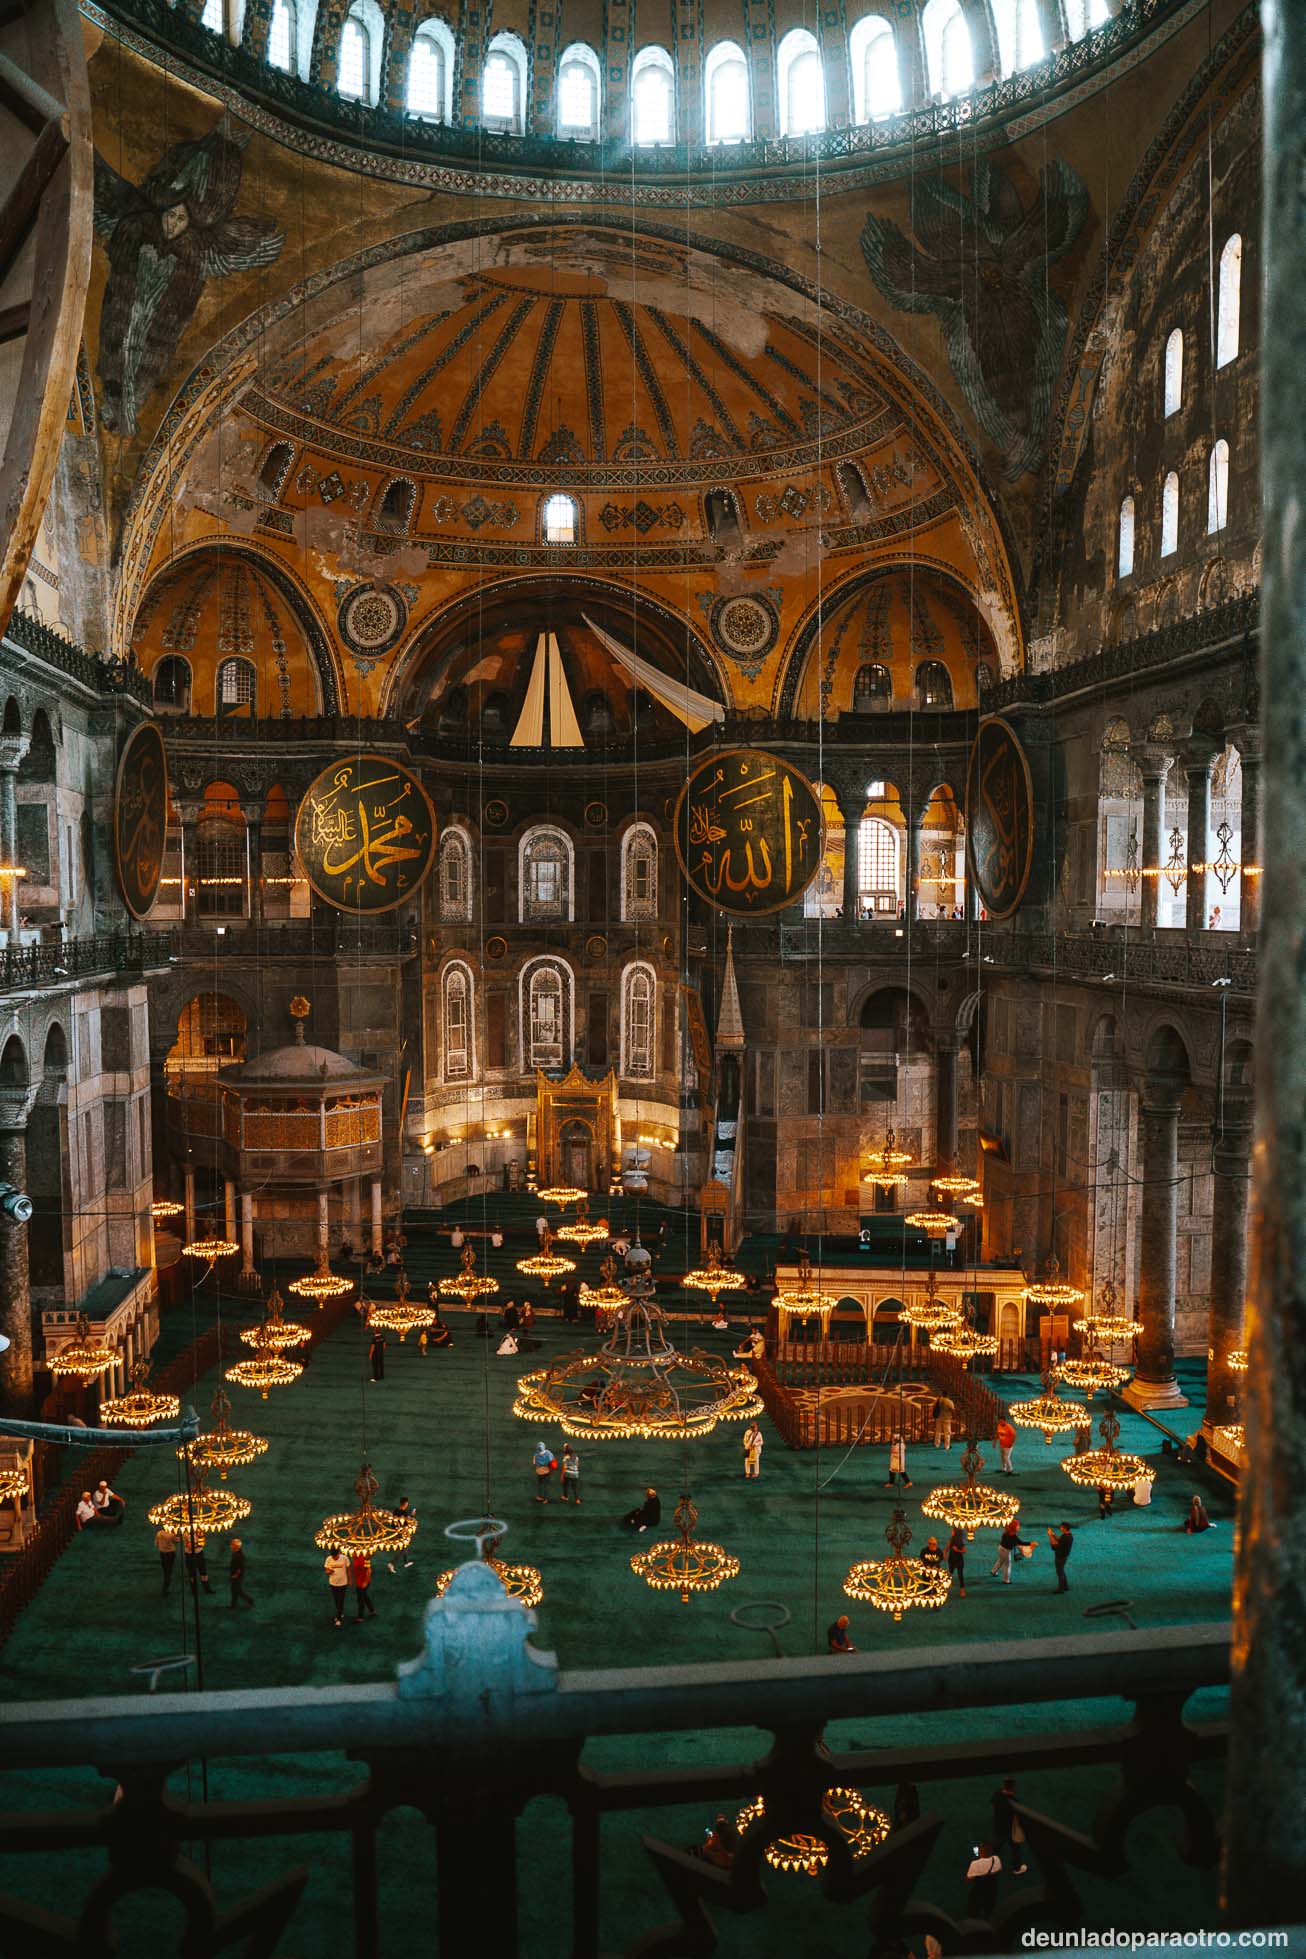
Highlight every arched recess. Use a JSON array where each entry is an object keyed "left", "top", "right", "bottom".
[
  {"left": 28, "top": 1022, "right": 69, "bottom": 1292},
  {"left": 856, "top": 985, "right": 933, "bottom": 1179}
]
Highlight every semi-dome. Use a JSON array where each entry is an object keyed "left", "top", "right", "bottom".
[{"left": 224, "top": 1044, "right": 385, "bottom": 1087}]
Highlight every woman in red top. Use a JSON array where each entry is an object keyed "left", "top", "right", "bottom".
[
  {"left": 996, "top": 1418, "right": 1017, "bottom": 1474},
  {"left": 351, "top": 1551, "right": 376, "bottom": 1620}
]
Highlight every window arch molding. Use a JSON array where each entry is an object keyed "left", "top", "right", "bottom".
[
  {"left": 217, "top": 657, "right": 256, "bottom": 716},
  {"left": 777, "top": 27, "right": 825, "bottom": 137},
  {"left": 441, "top": 959, "right": 477, "bottom": 1084},
  {"left": 1163, "top": 327, "right": 1184, "bottom": 418},
  {"left": 518, "top": 825, "right": 575, "bottom": 922},
  {"left": 849, "top": 13, "right": 900, "bottom": 123},
  {"left": 438, "top": 824, "right": 474, "bottom": 922},
  {"left": 922, "top": 0, "right": 972, "bottom": 99},
  {"left": 557, "top": 41, "right": 601, "bottom": 139},
  {"left": 630, "top": 45, "right": 675, "bottom": 145},
  {"left": 1118, "top": 494, "right": 1136, "bottom": 578},
  {"left": 407, "top": 17, "right": 455, "bottom": 121},
  {"left": 1208, "top": 439, "right": 1230, "bottom": 535},
  {"left": 519, "top": 957, "right": 574, "bottom": 1073},
  {"left": 338, "top": 0, "right": 384, "bottom": 103},
  {"left": 483, "top": 30, "right": 527, "bottom": 131},
  {"left": 153, "top": 656, "right": 192, "bottom": 714},
  {"left": 620, "top": 822, "right": 659, "bottom": 920},
  {"left": 1217, "top": 233, "right": 1243, "bottom": 368},
  {"left": 704, "top": 40, "right": 751, "bottom": 144},
  {"left": 1161, "top": 470, "right": 1180, "bottom": 557},
  {"left": 620, "top": 961, "right": 658, "bottom": 1080}
]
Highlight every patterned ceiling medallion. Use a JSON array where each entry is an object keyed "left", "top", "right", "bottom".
[
  {"left": 484, "top": 798, "right": 510, "bottom": 828},
  {"left": 584, "top": 801, "right": 609, "bottom": 829},
  {"left": 485, "top": 937, "right": 508, "bottom": 961},
  {"left": 586, "top": 935, "right": 608, "bottom": 963},
  {"left": 337, "top": 582, "right": 407, "bottom": 672},
  {"left": 701, "top": 592, "right": 780, "bottom": 680}
]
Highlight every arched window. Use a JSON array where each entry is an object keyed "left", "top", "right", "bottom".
[
  {"left": 338, "top": 11, "right": 370, "bottom": 98},
  {"left": 916, "top": 661, "right": 953, "bottom": 709},
  {"left": 542, "top": 493, "right": 577, "bottom": 543},
  {"left": 849, "top": 15, "right": 899, "bottom": 122},
  {"left": 196, "top": 785, "right": 247, "bottom": 919},
  {"left": 408, "top": 20, "right": 454, "bottom": 120},
  {"left": 1118, "top": 495, "right": 1135, "bottom": 578},
  {"left": 857, "top": 817, "right": 900, "bottom": 913},
  {"left": 777, "top": 29, "right": 825, "bottom": 137},
  {"left": 852, "top": 663, "right": 892, "bottom": 712},
  {"left": 705, "top": 41, "right": 750, "bottom": 144},
  {"left": 217, "top": 658, "right": 256, "bottom": 716},
  {"left": 258, "top": 442, "right": 293, "bottom": 496},
  {"left": 520, "top": 826, "right": 574, "bottom": 922},
  {"left": 557, "top": 43, "right": 601, "bottom": 139},
  {"left": 267, "top": 0, "right": 295, "bottom": 68},
  {"left": 438, "top": 827, "right": 472, "bottom": 920},
  {"left": 1208, "top": 438, "right": 1230, "bottom": 534},
  {"left": 705, "top": 488, "right": 742, "bottom": 547},
  {"left": 442, "top": 962, "right": 475, "bottom": 1083},
  {"left": 1163, "top": 328, "right": 1183, "bottom": 417},
  {"left": 990, "top": 0, "right": 1043, "bottom": 75},
  {"left": 1161, "top": 471, "right": 1180, "bottom": 557},
  {"left": 376, "top": 479, "right": 416, "bottom": 533},
  {"left": 621, "top": 823, "right": 658, "bottom": 920},
  {"left": 621, "top": 964, "right": 656, "bottom": 1079},
  {"left": 201, "top": 0, "right": 223, "bottom": 30},
  {"left": 1064, "top": 0, "right": 1110, "bottom": 36},
  {"left": 483, "top": 32, "right": 526, "bottom": 131},
  {"left": 153, "top": 656, "right": 191, "bottom": 713},
  {"left": 631, "top": 46, "right": 674, "bottom": 144},
  {"left": 522, "top": 960, "right": 572, "bottom": 1070},
  {"left": 837, "top": 460, "right": 872, "bottom": 519},
  {"left": 1217, "top": 233, "right": 1242, "bottom": 368},
  {"left": 922, "top": 0, "right": 971, "bottom": 98}
]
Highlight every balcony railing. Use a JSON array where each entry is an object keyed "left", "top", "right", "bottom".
[
  {"left": 0, "top": 931, "right": 179, "bottom": 993},
  {"left": 5, "top": 608, "right": 152, "bottom": 707},
  {"left": 165, "top": 922, "right": 417, "bottom": 959},
  {"left": 990, "top": 926, "right": 1257, "bottom": 994}
]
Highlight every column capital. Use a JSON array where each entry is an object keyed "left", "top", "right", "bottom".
[
  {"left": 1179, "top": 738, "right": 1220, "bottom": 778},
  {"left": 0, "top": 737, "right": 29, "bottom": 773},
  {"left": 1129, "top": 743, "right": 1173, "bottom": 782},
  {"left": 0, "top": 1086, "right": 37, "bottom": 1133}
]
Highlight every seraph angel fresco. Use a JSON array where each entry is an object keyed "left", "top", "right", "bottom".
[
  {"left": 861, "top": 158, "right": 1089, "bottom": 481},
  {"left": 93, "top": 124, "right": 284, "bottom": 438}
]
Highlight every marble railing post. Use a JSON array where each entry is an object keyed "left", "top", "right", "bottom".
[
  {"left": 1124, "top": 1079, "right": 1188, "bottom": 1410},
  {"left": 1205, "top": 1103, "right": 1252, "bottom": 1437},
  {"left": 1227, "top": 0, "right": 1306, "bottom": 1915}
]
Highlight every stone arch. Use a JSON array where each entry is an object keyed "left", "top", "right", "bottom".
[
  {"left": 0, "top": 1032, "right": 27, "bottom": 1086},
  {"left": 42, "top": 1022, "right": 68, "bottom": 1076}
]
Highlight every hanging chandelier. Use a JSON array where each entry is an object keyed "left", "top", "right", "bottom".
[
  {"left": 515, "top": 1269, "right": 762, "bottom": 1441},
  {"left": 1022, "top": 1256, "right": 1085, "bottom": 1309},
  {"left": 225, "top": 1341, "right": 303, "bottom": 1400},
  {"left": 1055, "top": 1355, "right": 1131, "bottom": 1395},
  {"left": 863, "top": 1127, "right": 914, "bottom": 1189},
  {"left": 682, "top": 1241, "right": 747, "bottom": 1306},
  {"left": 630, "top": 1492, "right": 740, "bottom": 1602},
  {"left": 47, "top": 1314, "right": 115, "bottom": 1382},
  {"left": 536, "top": 1183, "right": 587, "bottom": 1206},
  {"left": 181, "top": 1235, "right": 240, "bottom": 1261},
  {"left": 904, "top": 1209, "right": 961, "bottom": 1240},
  {"left": 315, "top": 1460, "right": 419, "bottom": 1554},
  {"left": 431, "top": 1516, "right": 542, "bottom": 1607},
  {"left": 900, "top": 1271, "right": 963, "bottom": 1334},
  {"left": 579, "top": 1254, "right": 629, "bottom": 1325},
  {"left": 239, "top": 1286, "right": 311, "bottom": 1351},
  {"left": 287, "top": 1267, "right": 352, "bottom": 1301},
  {"left": 1072, "top": 1280, "right": 1138, "bottom": 1348},
  {"left": 843, "top": 1508, "right": 952, "bottom": 1622},
  {"left": 556, "top": 1203, "right": 607, "bottom": 1248},
  {"left": 180, "top": 1386, "right": 269, "bottom": 1481},
  {"left": 922, "top": 1441, "right": 1018, "bottom": 1533},
  {"left": 148, "top": 1471, "right": 250, "bottom": 1536},
  {"left": 929, "top": 1321, "right": 999, "bottom": 1363},
  {"left": 772, "top": 1251, "right": 836, "bottom": 1333},
  {"left": 958, "top": 1186, "right": 984, "bottom": 1209},
  {"left": 735, "top": 1788, "right": 890, "bottom": 1877},
  {"left": 1008, "top": 1369, "right": 1090, "bottom": 1444},
  {"left": 438, "top": 1244, "right": 500, "bottom": 1305},
  {"left": 100, "top": 1362, "right": 181, "bottom": 1428},
  {"left": 150, "top": 1198, "right": 183, "bottom": 1221},
  {"left": 516, "top": 1226, "right": 576, "bottom": 1283},
  {"left": 1061, "top": 1409, "right": 1146, "bottom": 1489},
  {"left": 368, "top": 1294, "right": 437, "bottom": 1342},
  {"left": 932, "top": 1174, "right": 980, "bottom": 1198}
]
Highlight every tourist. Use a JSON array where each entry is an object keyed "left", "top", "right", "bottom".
[
  {"left": 351, "top": 1550, "right": 376, "bottom": 1619},
  {"left": 827, "top": 1614, "right": 855, "bottom": 1654},
  {"left": 921, "top": 1535, "right": 945, "bottom": 1575},
  {"left": 75, "top": 1490, "right": 95, "bottom": 1530},
  {"left": 883, "top": 1433, "right": 913, "bottom": 1489},
  {"left": 155, "top": 1523, "right": 178, "bottom": 1595},
  {"left": 622, "top": 1487, "right": 660, "bottom": 1531},
  {"left": 991, "top": 1777, "right": 1028, "bottom": 1876},
  {"left": 533, "top": 1440, "right": 557, "bottom": 1503},
  {"left": 1098, "top": 1484, "right": 1115, "bottom": 1521},
  {"left": 418, "top": 1328, "right": 428, "bottom": 1358},
  {"left": 560, "top": 1445, "right": 581, "bottom": 1504},
  {"left": 369, "top": 1332, "right": 386, "bottom": 1382},
  {"left": 430, "top": 1313, "right": 452, "bottom": 1349},
  {"left": 229, "top": 1538, "right": 254, "bottom": 1609},
  {"left": 491, "top": 1224, "right": 504, "bottom": 1249},
  {"left": 324, "top": 1545, "right": 349, "bottom": 1625},
  {"left": 734, "top": 1329, "right": 765, "bottom": 1360},
  {"left": 932, "top": 1392, "right": 956, "bottom": 1450},
  {"left": 93, "top": 1479, "right": 126, "bottom": 1525},
  {"left": 1183, "top": 1495, "right": 1214, "bottom": 1534},
  {"left": 997, "top": 1417, "right": 1017, "bottom": 1474},
  {"left": 742, "top": 1420, "right": 764, "bottom": 1480},
  {"left": 497, "top": 1329, "right": 519, "bottom": 1356},
  {"left": 966, "top": 1841, "right": 1003, "bottom": 1915},
  {"left": 501, "top": 1300, "right": 520, "bottom": 1330},
  {"left": 711, "top": 1305, "right": 729, "bottom": 1332},
  {"left": 991, "top": 1518, "right": 1032, "bottom": 1583},
  {"left": 1048, "top": 1521, "right": 1074, "bottom": 1592},
  {"left": 387, "top": 1499, "right": 417, "bottom": 1573},
  {"left": 182, "top": 1527, "right": 212, "bottom": 1595},
  {"left": 947, "top": 1525, "right": 968, "bottom": 1597},
  {"left": 536, "top": 1214, "right": 549, "bottom": 1243},
  {"left": 450, "top": 1223, "right": 464, "bottom": 1250}
]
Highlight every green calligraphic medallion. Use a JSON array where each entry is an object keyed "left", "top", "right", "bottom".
[
  {"left": 113, "top": 721, "right": 169, "bottom": 919},
  {"left": 965, "top": 715, "right": 1034, "bottom": 921},
  {"left": 673, "top": 749, "right": 824, "bottom": 915},
  {"left": 295, "top": 756, "right": 436, "bottom": 915}
]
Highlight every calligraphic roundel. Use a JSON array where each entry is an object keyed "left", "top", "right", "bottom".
[
  {"left": 114, "top": 721, "right": 169, "bottom": 920},
  {"left": 295, "top": 755, "right": 436, "bottom": 915},
  {"left": 965, "top": 715, "right": 1035, "bottom": 921},
  {"left": 673, "top": 748, "right": 824, "bottom": 916}
]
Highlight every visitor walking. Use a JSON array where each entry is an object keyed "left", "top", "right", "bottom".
[
  {"left": 827, "top": 1614, "right": 855, "bottom": 1654},
  {"left": 997, "top": 1417, "right": 1017, "bottom": 1474},
  {"left": 990, "top": 1777, "right": 1029, "bottom": 1876},
  {"left": 622, "top": 1488, "right": 660, "bottom": 1531},
  {"left": 156, "top": 1524, "right": 178, "bottom": 1596},
  {"left": 369, "top": 1332, "right": 386, "bottom": 1382},
  {"left": 229, "top": 1538, "right": 254, "bottom": 1609},
  {"left": 965, "top": 1843, "right": 1003, "bottom": 1916},
  {"left": 324, "top": 1546, "right": 349, "bottom": 1625},
  {"left": 883, "top": 1434, "right": 913, "bottom": 1489},
  {"left": 946, "top": 1525, "right": 968, "bottom": 1597},
  {"left": 932, "top": 1393, "right": 956, "bottom": 1450},
  {"left": 991, "top": 1518, "right": 1032, "bottom": 1583},
  {"left": 560, "top": 1445, "right": 581, "bottom": 1504},
  {"left": 742, "top": 1420, "right": 763, "bottom": 1479},
  {"left": 1098, "top": 1484, "right": 1115, "bottom": 1520},
  {"left": 1048, "top": 1521, "right": 1074, "bottom": 1593},
  {"left": 533, "top": 1439, "right": 557, "bottom": 1503},
  {"left": 181, "top": 1527, "right": 212, "bottom": 1595},
  {"left": 921, "top": 1535, "right": 945, "bottom": 1576},
  {"left": 352, "top": 1551, "right": 377, "bottom": 1619},
  {"left": 387, "top": 1498, "right": 417, "bottom": 1572}
]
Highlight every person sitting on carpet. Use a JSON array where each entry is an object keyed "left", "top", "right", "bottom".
[
  {"left": 496, "top": 1330, "right": 519, "bottom": 1356},
  {"left": 1183, "top": 1494, "right": 1214, "bottom": 1533},
  {"left": 93, "top": 1480, "right": 126, "bottom": 1525},
  {"left": 693, "top": 1813, "right": 738, "bottom": 1868},
  {"left": 827, "top": 1614, "right": 855, "bottom": 1654},
  {"left": 622, "top": 1488, "right": 660, "bottom": 1531},
  {"left": 429, "top": 1313, "right": 452, "bottom": 1349},
  {"left": 734, "top": 1329, "right": 765, "bottom": 1360}
]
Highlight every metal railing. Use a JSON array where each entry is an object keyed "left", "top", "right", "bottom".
[
  {"left": 5, "top": 608, "right": 152, "bottom": 706},
  {"left": 0, "top": 931, "right": 179, "bottom": 993},
  {"left": 989, "top": 926, "right": 1257, "bottom": 994}
]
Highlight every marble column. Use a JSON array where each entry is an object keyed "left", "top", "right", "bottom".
[
  {"left": 180, "top": 811, "right": 199, "bottom": 925},
  {"left": 224, "top": 1177, "right": 237, "bottom": 1243},
  {"left": 935, "top": 1043, "right": 958, "bottom": 1173},
  {"left": 1205, "top": 1104, "right": 1252, "bottom": 1436},
  {"left": 244, "top": 811, "right": 263, "bottom": 922},
  {"left": 1227, "top": 3, "right": 1306, "bottom": 1911},
  {"left": 1125, "top": 1085, "right": 1188, "bottom": 1409},
  {"left": 904, "top": 812, "right": 920, "bottom": 920},
  {"left": 370, "top": 1179, "right": 383, "bottom": 1256},
  {"left": 317, "top": 1189, "right": 330, "bottom": 1269},
  {"left": 835, "top": 785, "right": 863, "bottom": 920},
  {"left": 1182, "top": 746, "right": 1216, "bottom": 934},
  {"left": 0, "top": 735, "right": 29, "bottom": 939},
  {"left": 0, "top": 1119, "right": 33, "bottom": 1415},
  {"left": 240, "top": 1190, "right": 255, "bottom": 1279},
  {"left": 1137, "top": 755, "right": 1170, "bottom": 931},
  {"left": 183, "top": 1165, "right": 196, "bottom": 1244},
  {"left": 1238, "top": 735, "right": 1263, "bottom": 942}
]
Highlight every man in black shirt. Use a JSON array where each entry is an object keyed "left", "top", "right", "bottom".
[
  {"left": 621, "top": 1488, "right": 661, "bottom": 1531},
  {"left": 1048, "top": 1521, "right": 1074, "bottom": 1593},
  {"left": 827, "top": 1614, "right": 855, "bottom": 1654}
]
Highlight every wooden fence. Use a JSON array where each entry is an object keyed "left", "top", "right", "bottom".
[{"left": 752, "top": 1341, "right": 1008, "bottom": 1450}]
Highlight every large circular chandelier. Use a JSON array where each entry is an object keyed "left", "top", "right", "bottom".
[
  {"left": 1008, "top": 1370, "right": 1089, "bottom": 1444},
  {"left": 225, "top": 1343, "right": 303, "bottom": 1400},
  {"left": 922, "top": 1441, "right": 1018, "bottom": 1533},
  {"left": 900, "top": 1272, "right": 963, "bottom": 1334},
  {"left": 100, "top": 1362, "right": 181, "bottom": 1428},
  {"left": 1072, "top": 1281, "right": 1138, "bottom": 1348},
  {"left": 432, "top": 1517, "right": 542, "bottom": 1606},
  {"left": 537, "top": 1183, "right": 586, "bottom": 1206},
  {"left": 630, "top": 1492, "right": 740, "bottom": 1602},
  {"left": 287, "top": 1267, "right": 352, "bottom": 1301},
  {"left": 932, "top": 1174, "right": 980, "bottom": 1198},
  {"left": 47, "top": 1314, "right": 115, "bottom": 1382},
  {"left": 579, "top": 1254, "right": 628, "bottom": 1326},
  {"left": 516, "top": 1226, "right": 576, "bottom": 1283},
  {"left": 150, "top": 1198, "right": 183, "bottom": 1221},
  {"left": 863, "top": 1127, "right": 913, "bottom": 1189},
  {"left": 682, "top": 1241, "right": 747, "bottom": 1306},
  {"left": 929, "top": 1322, "right": 999, "bottom": 1363},
  {"left": 515, "top": 1270, "right": 762, "bottom": 1441},
  {"left": 904, "top": 1209, "right": 961, "bottom": 1240},
  {"left": 239, "top": 1287, "right": 311, "bottom": 1351},
  {"left": 439, "top": 1244, "right": 499, "bottom": 1305},
  {"left": 1022, "top": 1256, "right": 1085, "bottom": 1309},
  {"left": 844, "top": 1508, "right": 952, "bottom": 1622},
  {"left": 1061, "top": 1410, "right": 1146, "bottom": 1489},
  {"left": 180, "top": 1387, "right": 269, "bottom": 1481},
  {"left": 1055, "top": 1355, "right": 1131, "bottom": 1395},
  {"left": 735, "top": 1788, "right": 890, "bottom": 1876},
  {"left": 368, "top": 1295, "right": 437, "bottom": 1341},
  {"left": 181, "top": 1235, "right": 240, "bottom": 1262},
  {"left": 148, "top": 1473, "right": 251, "bottom": 1536},
  {"left": 958, "top": 1186, "right": 984, "bottom": 1209},
  {"left": 556, "top": 1203, "right": 607, "bottom": 1248},
  {"left": 773, "top": 1251, "right": 836, "bottom": 1334},
  {"left": 315, "top": 1460, "right": 419, "bottom": 1554}
]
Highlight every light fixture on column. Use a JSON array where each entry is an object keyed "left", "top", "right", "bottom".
[
  {"left": 100, "top": 1361, "right": 182, "bottom": 1428},
  {"left": 1060, "top": 1409, "right": 1146, "bottom": 1490},
  {"left": 516, "top": 1226, "right": 576, "bottom": 1283},
  {"left": 843, "top": 1507, "right": 952, "bottom": 1622},
  {"left": 630, "top": 1491, "right": 740, "bottom": 1602},
  {"left": 900, "top": 1271, "right": 962, "bottom": 1334},
  {"left": 0, "top": 1465, "right": 29, "bottom": 1500},
  {"left": 922, "top": 1441, "right": 1017, "bottom": 1533},
  {"left": 180, "top": 1386, "right": 269, "bottom": 1480},
  {"left": 1021, "top": 1256, "right": 1085, "bottom": 1309},
  {"left": 734, "top": 1788, "right": 890, "bottom": 1876},
  {"left": 682, "top": 1241, "right": 747, "bottom": 1309},
  {"left": 438, "top": 1244, "right": 500, "bottom": 1305},
  {"left": 239, "top": 1286, "right": 311, "bottom": 1350},
  {"left": 47, "top": 1314, "right": 115, "bottom": 1383},
  {"left": 1008, "top": 1368, "right": 1090, "bottom": 1444},
  {"left": 314, "top": 1459, "right": 418, "bottom": 1555},
  {"left": 1228, "top": 1346, "right": 1249, "bottom": 1372}
]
